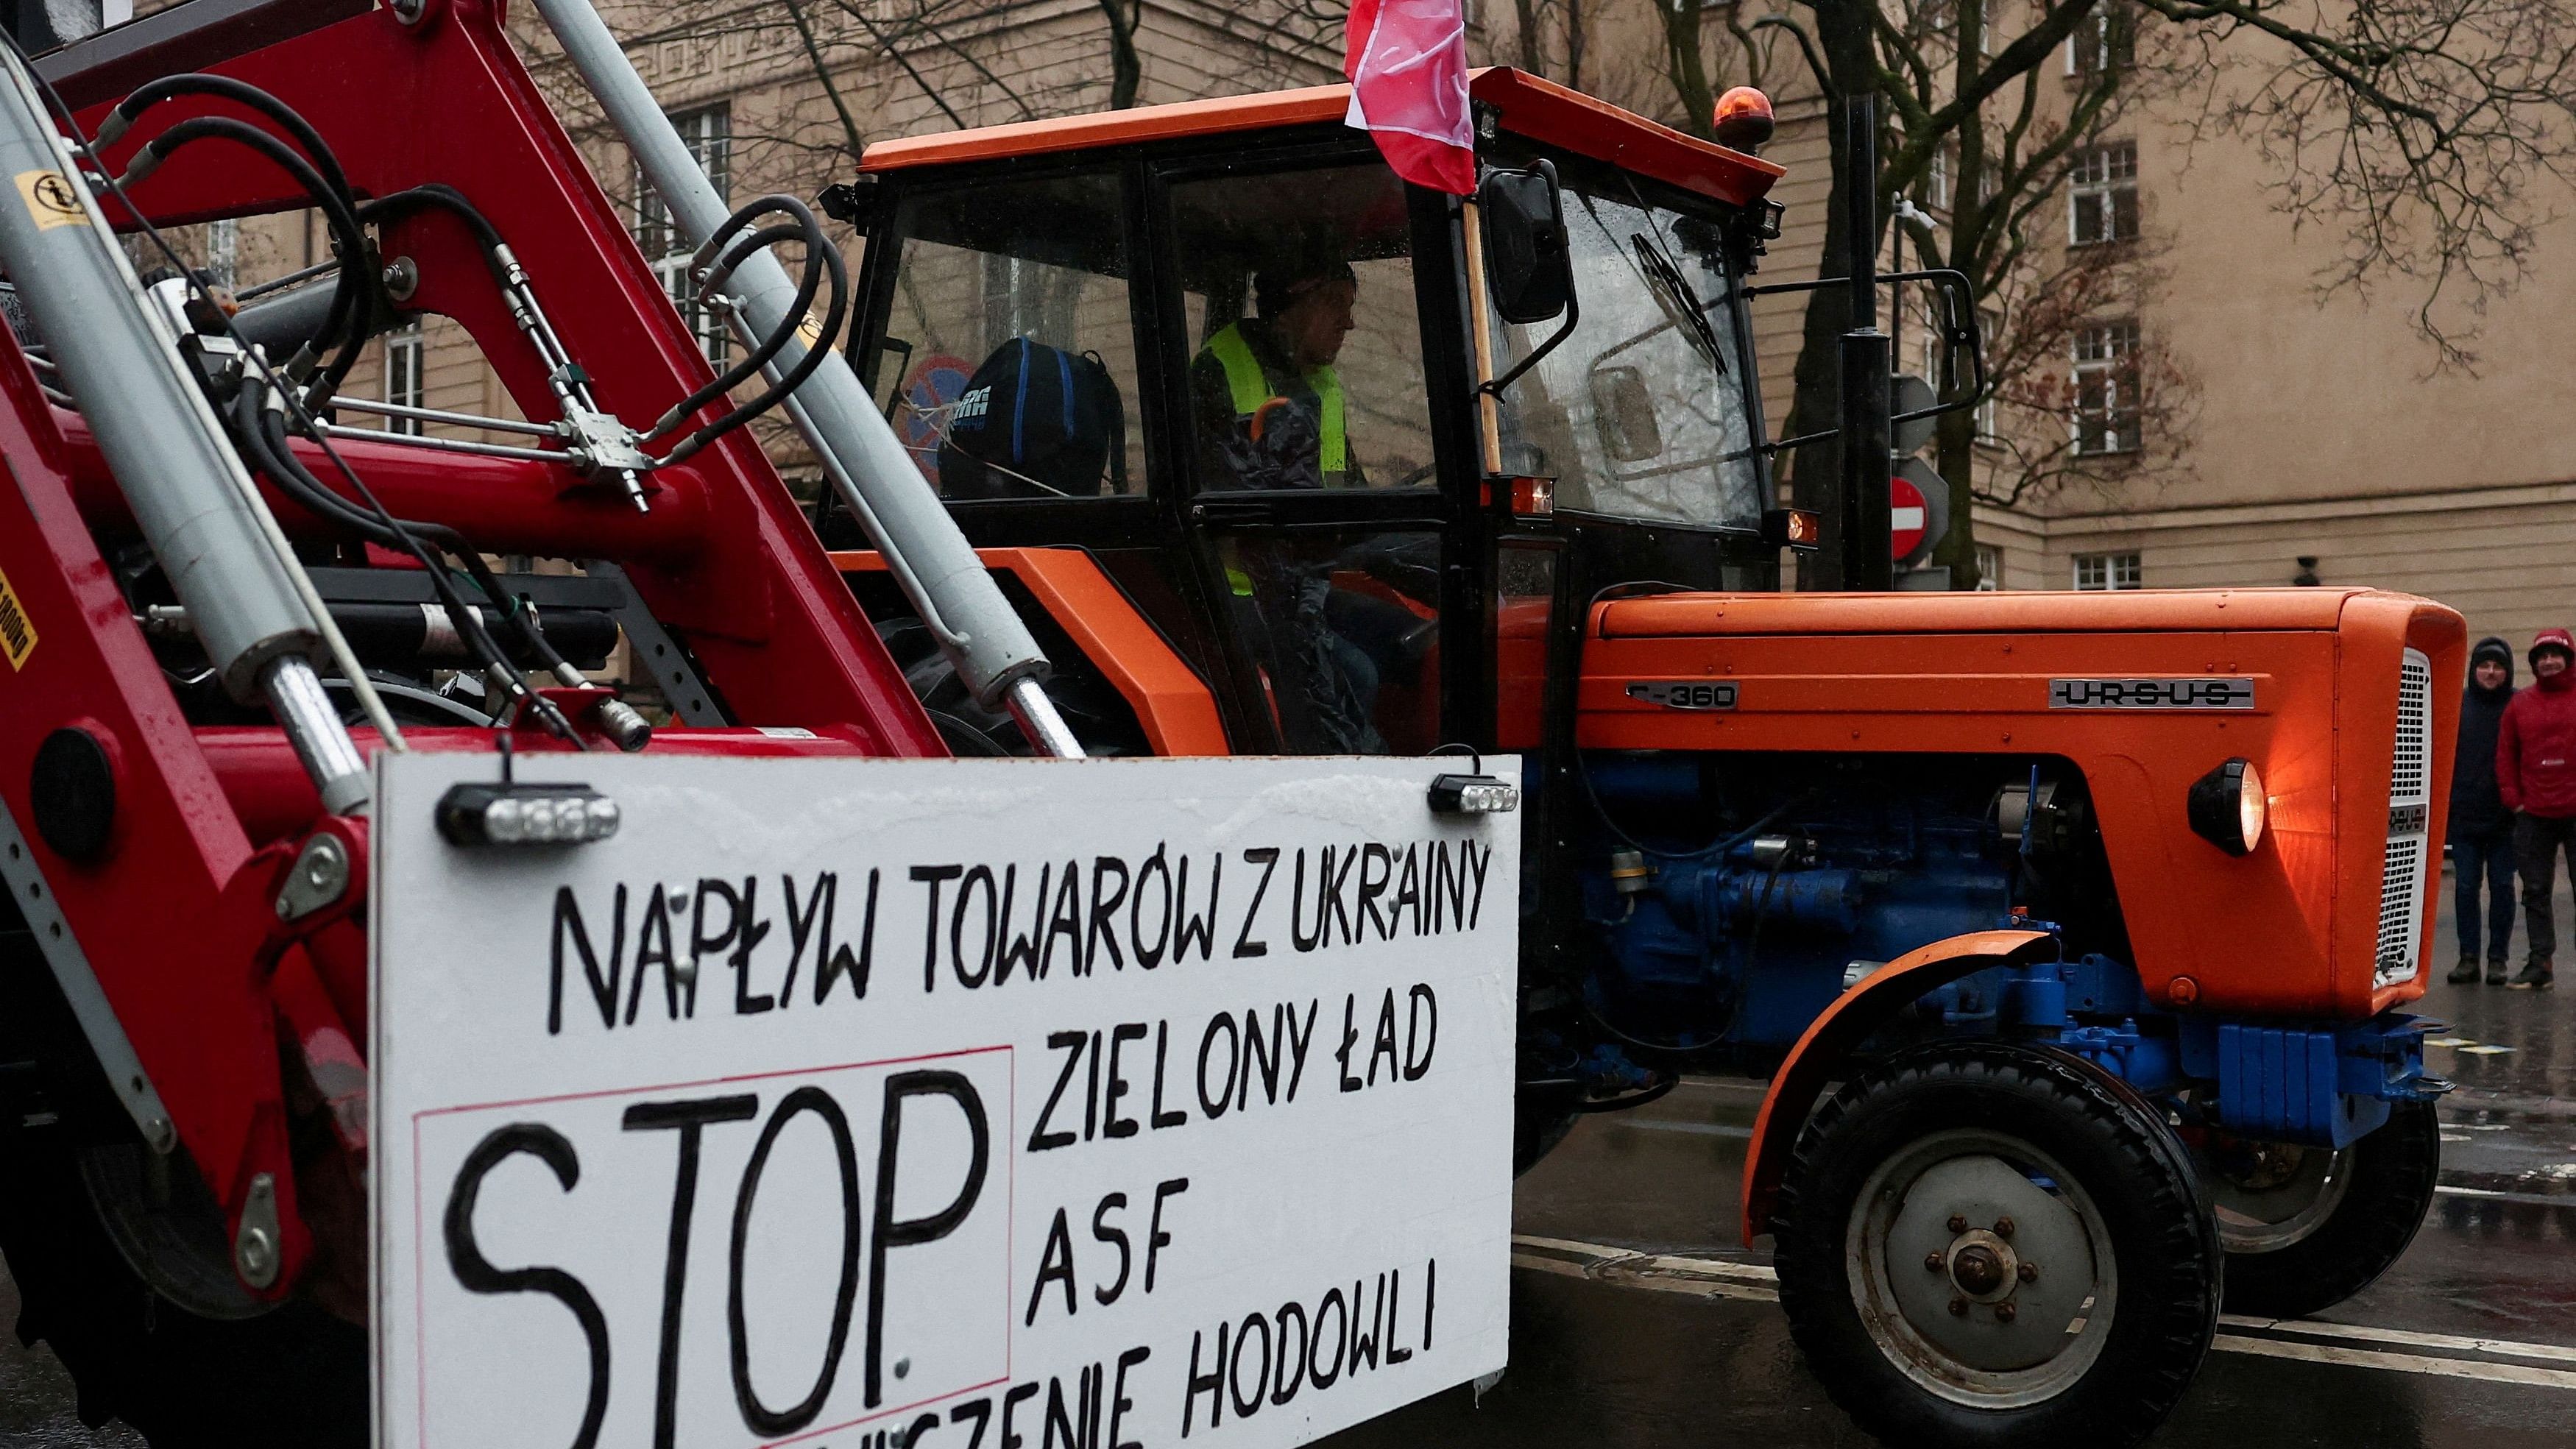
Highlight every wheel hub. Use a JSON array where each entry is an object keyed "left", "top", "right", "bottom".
[
  {"left": 2195, "top": 1130, "right": 2351, "bottom": 1253},
  {"left": 1853, "top": 1137, "right": 2112, "bottom": 1393},
  {"left": 1944, "top": 1230, "right": 2017, "bottom": 1300}
]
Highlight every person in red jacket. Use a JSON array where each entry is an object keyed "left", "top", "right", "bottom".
[{"left": 2498, "top": 626, "right": 2576, "bottom": 987}]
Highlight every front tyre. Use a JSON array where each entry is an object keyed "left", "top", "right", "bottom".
[
  {"left": 2199, "top": 1099, "right": 2441, "bottom": 1319},
  {"left": 1773, "top": 1043, "right": 2219, "bottom": 1449}
]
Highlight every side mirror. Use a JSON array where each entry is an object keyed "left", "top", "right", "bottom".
[{"left": 1481, "top": 162, "right": 1574, "bottom": 325}]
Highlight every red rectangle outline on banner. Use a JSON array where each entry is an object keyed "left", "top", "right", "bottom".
[{"left": 407, "top": 1044, "right": 1015, "bottom": 1449}]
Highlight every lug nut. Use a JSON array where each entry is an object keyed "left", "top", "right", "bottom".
[
  {"left": 1994, "top": 1302, "right": 2017, "bottom": 1323},
  {"left": 1994, "top": 1216, "right": 2015, "bottom": 1239},
  {"left": 1948, "top": 1295, "right": 1969, "bottom": 1317},
  {"left": 2018, "top": 1261, "right": 2039, "bottom": 1283},
  {"left": 1925, "top": 1251, "right": 1946, "bottom": 1272},
  {"left": 1947, "top": 1214, "right": 1969, "bottom": 1233}
]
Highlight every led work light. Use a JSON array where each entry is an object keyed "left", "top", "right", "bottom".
[
  {"left": 1428, "top": 773, "right": 1521, "bottom": 815},
  {"left": 436, "top": 782, "right": 622, "bottom": 846}
]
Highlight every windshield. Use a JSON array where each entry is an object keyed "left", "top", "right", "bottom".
[{"left": 1486, "top": 180, "right": 1763, "bottom": 529}]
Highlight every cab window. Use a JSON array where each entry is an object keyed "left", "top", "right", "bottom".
[
  {"left": 1165, "top": 164, "right": 1438, "bottom": 493},
  {"left": 1485, "top": 177, "right": 1763, "bottom": 530},
  {"left": 871, "top": 170, "right": 1145, "bottom": 499}
]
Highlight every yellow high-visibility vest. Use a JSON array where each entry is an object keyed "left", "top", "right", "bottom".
[{"left": 1204, "top": 321, "right": 1347, "bottom": 483}]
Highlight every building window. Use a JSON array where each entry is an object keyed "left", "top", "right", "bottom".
[
  {"left": 204, "top": 217, "right": 238, "bottom": 291},
  {"left": 2073, "top": 550, "right": 2142, "bottom": 590},
  {"left": 383, "top": 323, "right": 425, "bottom": 436},
  {"left": 1973, "top": 308, "right": 2003, "bottom": 441},
  {"left": 2067, "top": 2, "right": 2134, "bottom": 74},
  {"left": 1928, "top": 144, "right": 1950, "bottom": 211},
  {"left": 2067, "top": 141, "right": 2138, "bottom": 245},
  {"left": 2071, "top": 319, "right": 2140, "bottom": 456},
  {"left": 637, "top": 103, "right": 731, "bottom": 361},
  {"left": 1976, "top": 542, "right": 2003, "bottom": 590}
]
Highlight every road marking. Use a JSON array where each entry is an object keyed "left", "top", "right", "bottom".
[
  {"left": 1512, "top": 1234, "right": 2576, "bottom": 1386},
  {"left": 2435, "top": 1183, "right": 2576, "bottom": 1208},
  {"left": 2212, "top": 1336, "right": 2576, "bottom": 1389},
  {"left": 2218, "top": 1314, "right": 2576, "bottom": 1365}
]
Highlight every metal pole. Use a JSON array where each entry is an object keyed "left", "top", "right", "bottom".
[
  {"left": 0, "top": 44, "right": 375, "bottom": 811},
  {"left": 528, "top": 0, "right": 1085, "bottom": 757},
  {"left": 1837, "top": 95, "right": 1893, "bottom": 592}
]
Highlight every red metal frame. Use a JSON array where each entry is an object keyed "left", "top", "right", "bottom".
[{"left": 4, "top": 0, "right": 946, "bottom": 1300}]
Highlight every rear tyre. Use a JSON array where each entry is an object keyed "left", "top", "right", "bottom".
[
  {"left": 0, "top": 1122, "right": 367, "bottom": 1448},
  {"left": 1773, "top": 1042, "right": 2219, "bottom": 1449},
  {"left": 2201, "top": 1099, "right": 2441, "bottom": 1319}
]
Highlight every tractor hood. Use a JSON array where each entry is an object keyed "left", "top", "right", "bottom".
[{"left": 1578, "top": 587, "right": 2469, "bottom": 1019}]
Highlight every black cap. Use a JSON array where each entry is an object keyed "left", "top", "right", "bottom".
[{"left": 1253, "top": 253, "right": 1357, "bottom": 319}]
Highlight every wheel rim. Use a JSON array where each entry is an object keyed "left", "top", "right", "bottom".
[
  {"left": 2196, "top": 1133, "right": 2352, "bottom": 1254},
  {"left": 1843, "top": 1127, "right": 2117, "bottom": 1409}
]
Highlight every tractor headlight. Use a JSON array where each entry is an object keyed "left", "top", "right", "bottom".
[{"left": 2187, "top": 757, "right": 2265, "bottom": 856}]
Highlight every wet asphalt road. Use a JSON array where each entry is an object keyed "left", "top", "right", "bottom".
[
  {"left": 1320, "top": 866, "right": 2576, "bottom": 1449},
  {"left": 7, "top": 871, "right": 2576, "bottom": 1446}
]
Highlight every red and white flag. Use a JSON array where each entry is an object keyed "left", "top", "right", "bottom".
[{"left": 1343, "top": 0, "right": 1476, "bottom": 195}]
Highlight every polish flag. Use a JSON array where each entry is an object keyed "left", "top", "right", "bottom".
[{"left": 1343, "top": 0, "right": 1476, "bottom": 195}]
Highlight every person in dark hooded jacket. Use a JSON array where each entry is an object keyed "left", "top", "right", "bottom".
[{"left": 2450, "top": 637, "right": 2518, "bottom": 983}]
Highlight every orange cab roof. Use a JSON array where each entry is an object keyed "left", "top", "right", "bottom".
[
  {"left": 1597, "top": 588, "right": 2378, "bottom": 639},
  {"left": 858, "top": 68, "right": 1785, "bottom": 208}
]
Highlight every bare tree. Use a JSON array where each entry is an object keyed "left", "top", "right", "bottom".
[
  {"left": 1971, "top": 227, "right": 2198, "bottom": 511},
  {"left": 1754, "top": 0, "right": 2576, "bottom": 588}
]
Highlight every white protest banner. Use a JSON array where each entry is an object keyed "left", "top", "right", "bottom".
[{"left": 371, "top": 752, "right": 1518, "bottom": 1449}]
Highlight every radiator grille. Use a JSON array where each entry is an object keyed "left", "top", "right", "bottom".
[
  {"left": 2374, "top": 648, "right": 2434, "bottom": 987},
  {"left": 2391, "top": 653, "right": 2432, "bottom": 803}
]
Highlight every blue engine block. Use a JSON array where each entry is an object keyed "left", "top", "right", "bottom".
[{"left": 1572, "top": 751, "right": 2445, "bottom": 1147}]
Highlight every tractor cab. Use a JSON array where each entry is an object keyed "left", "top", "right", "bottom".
[{"left": 821, "top": 70, "right": 1805, "bottom": 758}]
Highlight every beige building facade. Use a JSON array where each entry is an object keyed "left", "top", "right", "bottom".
[
  {"left": 1958, "top": 68, "right": 2576, "bottom": 656},
  {"left": 122, "top": 0, "right": 2576, "bottom": 660}
]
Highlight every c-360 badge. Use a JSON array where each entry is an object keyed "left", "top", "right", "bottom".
[
  {"left": 1629, "top": 680, "right": 1739, "bottom": 710},
  {"left": 2049, "top": 677, "right": 2255, "bottom": 710}
]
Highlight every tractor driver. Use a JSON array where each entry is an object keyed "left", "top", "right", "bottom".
[
  {"left": 1191, "top": 256, "right": 1363, "bottom": 491},
  {"left": 1190, "top": 253, "right": 1440, "bottom": 751}
]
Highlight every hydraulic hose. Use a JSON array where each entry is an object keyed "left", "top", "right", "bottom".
[{"left": 117, "top": 115, "right": 375, "bottom": 396}]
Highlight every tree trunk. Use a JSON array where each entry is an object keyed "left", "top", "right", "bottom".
[
  {"left": 1660, "top": 0, "right": 1715, "bottom": 140},
  {"left": 1100, "top": 0, "right": 1142, "bottom": 109},
  {"left": 1564, "top": 0, "right": 1588, "bottom": 94},
  {"left": 1930, "top": 405, "right": 1980, "bottom": 587}
]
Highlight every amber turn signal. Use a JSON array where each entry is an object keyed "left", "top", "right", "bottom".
[
  {"left": 1713, "top": 86, "right": 1776, "bottom": 153},
  {"left": 1762, "top": 506, "right": 1821, "bottom": 550}
]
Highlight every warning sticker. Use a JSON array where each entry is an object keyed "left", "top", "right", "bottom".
[
  {"left": 13, "top": 170, "right": 84, "bottom": 231},
  {"left": 0, "top": 567, "right": 35, "bottom": 669}
]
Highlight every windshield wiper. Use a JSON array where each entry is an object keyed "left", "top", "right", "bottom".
[{"left": 1629, "top": 231, "right": 1727, "bottom": 377}]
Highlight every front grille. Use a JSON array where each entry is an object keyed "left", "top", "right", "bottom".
[
  {"left": 2391, "top": 653, "right": 2431, "bottom": 801},
  {"left": 2374, "top": 648, "right": 2433, "bottom": 987}
]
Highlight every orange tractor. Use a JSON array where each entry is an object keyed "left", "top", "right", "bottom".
[{"left": 822, "top": 72, "right": 2465, "bottom": 1445}]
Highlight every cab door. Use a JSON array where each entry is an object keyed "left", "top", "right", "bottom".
[{"left": 1144, "top": 146, "right": 1482, "bottom": 755}]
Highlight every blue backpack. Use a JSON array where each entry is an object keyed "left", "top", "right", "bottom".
[{"left": 938, "top": 337, "right": 1127, "bottom": 500}]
